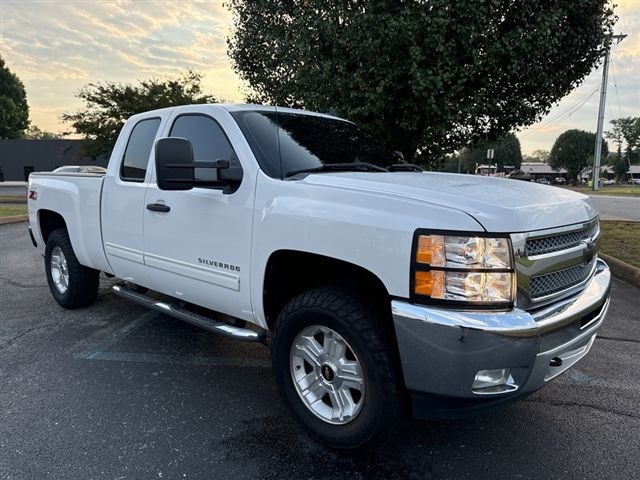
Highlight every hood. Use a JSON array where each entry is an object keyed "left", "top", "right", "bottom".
[{"left": 301, "top": 172, "right": 598, "bottom": 233}]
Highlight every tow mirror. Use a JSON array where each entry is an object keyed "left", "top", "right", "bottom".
[
  {"left": 155, "top": 137, "right": 243, "bottom": 193},
  {"left": 155, "top": 137, "right": 195, "bottom": 191}
]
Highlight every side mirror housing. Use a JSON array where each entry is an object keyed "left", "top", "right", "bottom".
[
  {"left": 155, "top": 137, "right": 195, "bottom": 191},
  {"left": 155, "top": 137, "right": 243, "bottom": 193}
]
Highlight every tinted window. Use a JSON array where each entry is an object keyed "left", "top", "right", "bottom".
[
  {"left": 231, "top": 111, "right": 396, "bottom": 178},
  {"left": 121, "top": 118, "right": 161, "bottom": 181},
  {"left": 169, "top": 115, "right": 239, "bottom": 182}
]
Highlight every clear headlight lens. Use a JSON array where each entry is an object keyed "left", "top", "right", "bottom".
[
  {"left": 417, "top": 235, "right": 511, "bottom": 269},
  {"left": 415, "top": 270, "right": 512, "bottom": 302},
  {"left": 414, "top": 234, "right": 514, "bottom": 304}
]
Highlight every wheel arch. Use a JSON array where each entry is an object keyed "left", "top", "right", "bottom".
[
  {"left": 38, "top": 209, "right": 67, "bottom": 243},
  {"left": 262, "top": 249, "right": 392, "bottom": 330}
]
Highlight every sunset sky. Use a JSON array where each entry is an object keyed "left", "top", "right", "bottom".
[{"left": 1, "top": 0, "right": 638, "bottom": 154}]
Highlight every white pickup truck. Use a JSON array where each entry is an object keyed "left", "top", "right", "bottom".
[{"left": 27, "top": 104, "right": 611, "bottom": 448}]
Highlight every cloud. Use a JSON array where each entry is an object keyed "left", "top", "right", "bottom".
[
  {"left": 0, "top": 0, "right": 637, "bottom": 144},
  {"left": 517, "top": 2, "right": 640, "bottom": 154},
  {"left": 0, "top": 0, "right": 242, "bottom": 131}
]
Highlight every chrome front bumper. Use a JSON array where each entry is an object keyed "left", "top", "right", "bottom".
[{"left": 392, "top": 258, "right": 611, "bottom": 412}]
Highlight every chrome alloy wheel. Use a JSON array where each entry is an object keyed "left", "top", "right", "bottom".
[
  {"left": 50, "top": 246, "right": 69, "bottom": 294},
  {"left": 290, "top": 325, "right": 365, "bottom": 425}
]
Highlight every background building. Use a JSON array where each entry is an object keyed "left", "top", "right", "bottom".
[{"left": 0, "top": 140, "right": 108, "bottom": 182}]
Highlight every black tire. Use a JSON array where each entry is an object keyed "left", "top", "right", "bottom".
[
  {"left": 45, "top": 228, "right": 99, "bottom": 309},
  {"left": 271, "top": 286, "right": 403, "bottom": 448}
]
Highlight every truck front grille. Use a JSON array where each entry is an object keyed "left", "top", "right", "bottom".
[
  {"left": 513, "top": 218, "right": 600, "bottom": 310},
  {"left": 525, "top": 219, "right": 598, "bottom": 256},
  {"left": 530, "top": 258, "right": 596, "bottom": 299}
]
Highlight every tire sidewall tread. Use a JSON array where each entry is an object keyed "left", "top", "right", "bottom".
[
  {"left": 44, "top": 229, "right": 99, "bottom": 309},
  {"left": 272, "top": 285, "right": 403, "bottom": 449}
]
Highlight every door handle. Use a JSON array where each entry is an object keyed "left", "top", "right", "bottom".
[{"left": 146, "top": 203, "right": 170, "bottom": 213}]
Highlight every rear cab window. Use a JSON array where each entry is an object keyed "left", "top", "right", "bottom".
[{"left": 120, "top": 117, "right": 161, "bottom": 182}]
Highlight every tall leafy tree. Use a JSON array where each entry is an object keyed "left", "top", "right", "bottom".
[
  {"left": 25, "top": 125, "right": 63, "bottom": 140},
  {"left": 0, "top": 57, "right": 29, "bottom": 139},
  {"left": 548, "top": 129, "right": 608, "bottom": 183},
  {"left": 63, "top": 71, "right": 221, "bottom": 158},
  {"left": 228, "top": 0, "right": 616, "bottom": 162},
  {"left": 606, "top": 116, "right": 640, "bottom": 164}
]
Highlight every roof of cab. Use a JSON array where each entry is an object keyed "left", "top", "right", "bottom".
[{"left": 128, "top": 103, "right": 348, "bottom": 123}]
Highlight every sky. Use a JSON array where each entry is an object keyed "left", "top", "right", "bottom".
[{"left": 1, "top": 0, "right": 638, "bottom": 154}]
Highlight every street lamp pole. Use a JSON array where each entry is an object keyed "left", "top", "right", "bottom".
[{"left": 593, "top": 34, "right": 627, "bottom": 191}]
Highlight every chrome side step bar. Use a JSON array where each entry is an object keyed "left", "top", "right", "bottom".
[{"left": 112, "top": 285, "right": 266, "bottom": 343}]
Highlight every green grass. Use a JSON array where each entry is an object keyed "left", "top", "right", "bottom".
[
  {"left": 0, "top": 195, "right": 27, "bottom": 203},
  {"left": 0, "top": 205, "right": 28, "bottom": 218},
  {"left": 564, "top": 186, "right": 640, "bottom": 197},
  {"left": 600, "top": 220, "right": 640, "bottom": 268}
]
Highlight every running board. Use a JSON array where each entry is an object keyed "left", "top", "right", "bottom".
[{"left": 112, "top": 284, "right": 266, "bottom": 342}]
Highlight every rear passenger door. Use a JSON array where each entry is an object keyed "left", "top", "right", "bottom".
[{"left": 101, "top": 116, "right": 163, "bottom": 288}]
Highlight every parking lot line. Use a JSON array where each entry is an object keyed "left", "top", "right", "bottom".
[
  {"left": 74, "top": 350, "right": 271, "bottom": 368},
  {"left": 74, "top": 310, "right": 271, "bottom": 368}
]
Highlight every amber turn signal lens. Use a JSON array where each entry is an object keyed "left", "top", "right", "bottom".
[
  {"left": 416, "top": 235, "right": 444, "bottom": 266},
  {"left": 414, "top": 270, "right": 445, "bottom": 297},
  {"left": 416, "top": 236, "right": 432, "bottom": 264}
]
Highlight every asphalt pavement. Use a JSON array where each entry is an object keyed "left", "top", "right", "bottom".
[
  {"left": 590, "top": 194, "right": 640, "bottom": 221},
  {"left": 1, "top": 222, "right": 639, "bottom": 480}
]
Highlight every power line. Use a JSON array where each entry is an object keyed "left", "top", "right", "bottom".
[
  {"left": 610, "top": 56, "right": 623, "bottom": 118},
  {"left": 479, "top": 87, "right": 600, "bottom": 152}
]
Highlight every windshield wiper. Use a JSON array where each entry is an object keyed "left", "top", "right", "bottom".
[
  {"left": 387, "top": 163, "right": 424, "bottom": 172},
  {"left": 286, "top": 162, "right": 389, "bottom": 178}
]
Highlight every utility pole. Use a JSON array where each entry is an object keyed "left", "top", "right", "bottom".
[{"left": 593, "top": 34, "right": 627, "bottom": 191}]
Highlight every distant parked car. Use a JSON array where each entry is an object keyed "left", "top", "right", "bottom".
[
  {"left": 629, "top": 178, "right": 640, "bottom": 185},
  {"left": 553, "top": 177, "right": 566, "bottom": 185},
  {"left": 537, "top": 178, "right": 551, "bottom": 185},
  {"left": 602, "top": 179, "right": 615, "bottom": 186}
]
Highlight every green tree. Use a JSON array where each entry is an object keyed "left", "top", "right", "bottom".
[
  {"left": 458, "top": 133, "right": 522, "bottom": 172},
  {"left": 606, "top": 116, "right": 640, "bottom": 165},
  {"left": 548, "top": 129, "right": 608, "bottom": 183},
  {"left": 25, "top": 125, "right": 63, "bottom": 140},
  {"left": 63, "top": 71, "right": 221, "bottom": 158},
  {"left": 612, "top": 152, "right": 629, "bottom": 180},
  {"left": 227, "top": 0, "right": 616, "bottom": 163},
  {"left": 526, "top": 149, "right": 551, "bottom": 163},
  {"left": 0, "top": 57, "right": 29, "bottom": 139}
]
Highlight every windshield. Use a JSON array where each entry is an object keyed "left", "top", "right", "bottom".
[{"left": 231, "top": 110, "right": 396, "bottom": 178}]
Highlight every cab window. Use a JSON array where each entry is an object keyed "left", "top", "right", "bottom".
[
  {"left": 169, "top": 114, "right": 240, "bottom": 183},
  {"left": 120, "top": 117, "right": 161, "bottom": 182}
]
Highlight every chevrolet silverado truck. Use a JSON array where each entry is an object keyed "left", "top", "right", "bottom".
[{"left": 27, "top": 104, "right": 611, "bottom": 448}]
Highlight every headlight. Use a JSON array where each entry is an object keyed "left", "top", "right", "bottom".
[{"left": 412, "top": 232, "right": 514, "bottom": 305}]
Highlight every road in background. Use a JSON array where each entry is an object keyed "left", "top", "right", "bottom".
[
  {"left": 591, "top": 195, "right": 640, "bottom": 221},
  {"left": 1, "top": 222, "right": 639, "bottom": 479}
]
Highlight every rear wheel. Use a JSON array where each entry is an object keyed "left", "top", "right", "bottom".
[
  {"left": 45, "top": 229, "right": 99, "bottom": 309},
  {"left": 271, "top": 286, "right": 403, "bottom": 448}
]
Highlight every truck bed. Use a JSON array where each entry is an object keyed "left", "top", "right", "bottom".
[{"left": 28, "top": 171, "right": 111, "bottom": 273}]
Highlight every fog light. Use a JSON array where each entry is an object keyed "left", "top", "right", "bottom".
[{"left": 473, "top": 369, "right": 511, "bottom": 390}]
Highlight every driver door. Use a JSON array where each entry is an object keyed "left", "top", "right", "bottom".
[{"left": 142, "top": 111, "right": 254, "bottom": 320}]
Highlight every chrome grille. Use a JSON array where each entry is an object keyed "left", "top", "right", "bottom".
[
  {"left": 525, "top": 219, "right": 598, "bottom": 256},
  {"left": 530, "top": 259, "right": 596, "bottom": 299}
]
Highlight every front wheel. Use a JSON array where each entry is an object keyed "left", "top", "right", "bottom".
[
  {"left": 271, "top": 286, "right": 403, "bottom": 448},
  {"left": 45, "top": 229, "right": 99, "bottom": 309}
]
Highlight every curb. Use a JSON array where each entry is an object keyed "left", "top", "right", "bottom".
[
  {"left": 0, "top": 215, "right": 28, "bottom": 225},
  {"left": 600, "top": 253, "right": 640, "bottom": 290}
]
